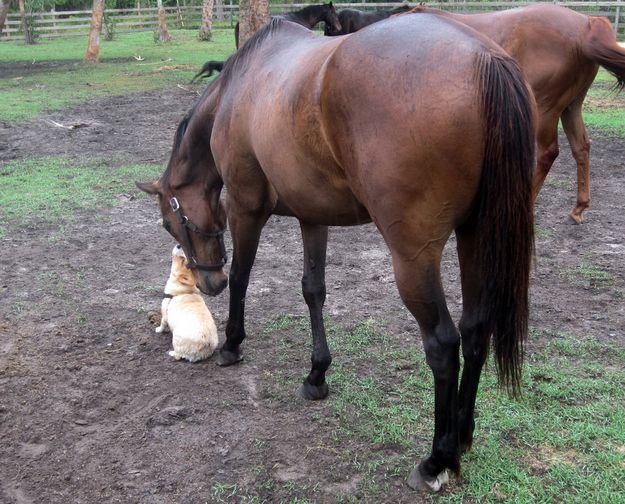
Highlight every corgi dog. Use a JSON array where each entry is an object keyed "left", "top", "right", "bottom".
[{"left": 156, "top": 244, "right": 219, "bottom": 362}]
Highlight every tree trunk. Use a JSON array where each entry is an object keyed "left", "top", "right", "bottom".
[
  {"left": 84, "top": 0, "right": 105, "bottom": 63},
  {"left": 198, "top": 0, "right": 214, "bottom": 40},
  {"left": 238, "top": 0, "right": 269, "bottom": 48},
  {"left": 157, "top": 0, "right": 171, "bottom": 42},
  {"left": 18, "top": 0, "right": 33, "bottom": 44},
  {"left": 215, "top": 0, "right": 224, "bottom": 23},
  {"left": 0, "top": 0, "right": 12, "bottom": 36}
]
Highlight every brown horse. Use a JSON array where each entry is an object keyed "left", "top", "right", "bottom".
[
  {"left": 324, "top": 4, "right": 411, "bottom": 35},
  {"left": 409, "top": 4, "right": 625, "bottom": 223},
  {"left": 138, "top": 14, "right": 535, "bottom": 491},
  {"left": 192, "top": 2, "right": 342, "bottom": 82}
]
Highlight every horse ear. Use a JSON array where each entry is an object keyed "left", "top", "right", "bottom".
[{"left": 135, "top": 180, "right": 160, "bottom": 195}]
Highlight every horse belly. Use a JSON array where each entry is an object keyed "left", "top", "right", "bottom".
[{"left": 248, "top": 77, "right": 371, "bottom": 226}]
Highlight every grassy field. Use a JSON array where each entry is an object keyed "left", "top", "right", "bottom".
[
  {"left": 257, "top": 316, "right": 625, "bottom": 503},
  {"left": 0, "top": 28, "right": 236, "bottom": 121}
]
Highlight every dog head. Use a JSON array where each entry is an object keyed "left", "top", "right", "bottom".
[{"left": 169, "top": 244, "right": 199, "bottom": 290}]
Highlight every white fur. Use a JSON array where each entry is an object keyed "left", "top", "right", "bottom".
[{"left": 156, "top": 245, "right": 218, "bottom": 362}]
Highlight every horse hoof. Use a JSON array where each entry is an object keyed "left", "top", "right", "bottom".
[
  {"left": 568, "top": 211, "right": 583, "bottom": 225},
  {"left": 216, "top": 348, "right": 243, "bottom": 367},
  {"left": 297, "top": 380, "right": 329, "bottom": 401},
  {"left": 407, "top": 465, "right": 449, "bottom": 493}
]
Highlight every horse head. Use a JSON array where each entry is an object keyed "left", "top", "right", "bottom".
[
  {"left": 136, "top": 114, "right": 228, "bottom": 297},
  {"left": 323, "top": 2, "right": 342, "bottom": 34}
]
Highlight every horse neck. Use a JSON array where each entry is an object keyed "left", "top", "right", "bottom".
[
  {"left": 286, "top": 5, "right": 326, "bottom": 28},
  {"left": 166, "top": 111, "right": 219, "bottom": 192}
]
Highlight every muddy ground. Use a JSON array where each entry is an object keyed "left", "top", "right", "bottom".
[{"left": 0, "top": 83, "right": 624, "bottom": 503}]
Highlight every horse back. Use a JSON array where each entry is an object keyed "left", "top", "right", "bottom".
[
  {"left": 319, "top": 14, "right": 513, "bottom": 226},
  {"left": 412, "top": 5, "right": 602, "bottom": 110}
]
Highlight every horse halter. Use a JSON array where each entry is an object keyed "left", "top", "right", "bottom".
[{"left": 169, "top": 196, "right": 227, "bottom": 271}]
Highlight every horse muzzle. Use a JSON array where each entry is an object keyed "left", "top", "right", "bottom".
[{"left": 197, "top": 270, "right": 228, "bottom": 296}]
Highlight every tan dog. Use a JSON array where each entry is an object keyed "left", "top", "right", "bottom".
[{"left": 156, "top": 244, "right": 218, "bottom": 362}]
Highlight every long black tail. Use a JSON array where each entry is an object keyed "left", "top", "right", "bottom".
[
  {"left": 190, "top": 60, "right": 225, "bottom": 83},
  {"left": 475, "top": 52, "right": 536, "bottom": 396}
]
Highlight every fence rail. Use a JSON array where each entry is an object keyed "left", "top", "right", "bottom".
[{"left": 2, "top": 1, "right": 625, "bottom": 41}]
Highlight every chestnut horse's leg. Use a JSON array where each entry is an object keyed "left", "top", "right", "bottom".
[
  {"left": 298, "top": 222, "right": 332, "bottom": 400},
  {"left": 217, "top": 212, "right": 268, "bottom": 366},
  {"left": 455, "top": 219, "right": 491, "bottom": 454},
  {"left": 532, "top": 116, "right": 561, "bottom": 205},
  {"left": 391, "top": 250, "right": 461, "bottom": 491},
  {"left": 561, "top": 98, "right": 592, "bottom": 224}
]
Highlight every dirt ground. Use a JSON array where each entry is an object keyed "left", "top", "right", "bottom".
[{"left": 1, "top": 83, "right": 624, "bottom": 503}]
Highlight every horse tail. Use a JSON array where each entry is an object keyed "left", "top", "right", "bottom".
[
  {"left": 474, "top": 52, "right": 536, "bottom": 396},
  {"left": 583, "top": 16, "right": 625, "bottom": 90}
]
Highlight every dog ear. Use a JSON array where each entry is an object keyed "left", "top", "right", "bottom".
[
  {"left": 179, "top": 272, "right": 197, "bottom": 287},
  {"left": 135, "top": 180, "right": 160, "bottom": 195}
]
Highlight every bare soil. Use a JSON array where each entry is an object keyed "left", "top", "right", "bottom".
[{"left": 1, "top": 84, "right": 624, "bottom": 503}]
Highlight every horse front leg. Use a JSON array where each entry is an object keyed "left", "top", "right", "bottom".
[
  {"left": 298, "top": 222, "right": 331, "bottom": 400},
  {"left": 217, "top": 212, "right": 268, "bottom": 366}
]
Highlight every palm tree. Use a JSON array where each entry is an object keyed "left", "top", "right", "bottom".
[
  {"left": 0, "top": 0, "right": 12, "bottom": 36},
  {"left": 238, "top": 0, "right": 269, "bottom": 47},
  {"left": 85, "top": 0, "right": 105, "bottom": 63},
  {"left": 199, "top": 0, "right": 214, "bottom": 41},
  {"left": 156, "top": 0, "right": 171, "bottom": 42}
]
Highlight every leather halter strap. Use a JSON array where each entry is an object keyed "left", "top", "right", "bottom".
[{"left": 169, "top": 196, "right": 227, "bottom": 271}]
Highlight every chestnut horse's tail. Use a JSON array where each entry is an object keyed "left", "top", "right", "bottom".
[
  {"left": 585, "top": 16, "right": 625, "bottom": 90},
  {"left": 474, "top": 53, "right": 535, "bottom": 396}
]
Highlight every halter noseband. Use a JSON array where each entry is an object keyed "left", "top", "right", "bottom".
[{"left": 169, "top": 196, "right": 227, "bottom": 271}]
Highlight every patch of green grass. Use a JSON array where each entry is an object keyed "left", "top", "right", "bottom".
[
  {"left": 584, "top": 70, "right": 625, "bottom": 135},
  {"left": 256, "top": 312, "right": 625, "bottom": 500},
  {"left": 0, "top": 156, "right": 161, "bottom": 233},
  {"left": 562, "top": 259, "right": 614, "bottom": 287},
  {"left": 0, "top": 28, "right": 236, "bottom": 121},
  {"left": 318, "top": 318, "right": 625, "bottom": 501}
]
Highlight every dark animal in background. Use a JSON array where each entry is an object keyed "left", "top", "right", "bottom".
[
  {"left": 190, "top": 60, "right": 223, "bottom": 83},
  {"left": 324, "top": 4, "right": 411, "bottom": 35},
  {"left": 139, "top": 14, "right": 535, "bottom": 493},
  {"left": 409, "top": 4, "right": 625, "bottom": 223},
  {"left": 192, "top": 2, "right": 341, "bottom": 82}
]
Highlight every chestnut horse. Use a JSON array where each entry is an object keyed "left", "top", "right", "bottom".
[
  {"left": 138, "top": 14, "right": 535, "bottom": 491},
  {"left": 409, "top": 4, "right": 625, "bottom": 223}
]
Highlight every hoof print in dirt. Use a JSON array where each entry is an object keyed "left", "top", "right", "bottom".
[
  {"left": 147, "top": 311, "right": 161, "bottom": 326},
  {"left": 146, "top": 406, "right": 193, "bottom": 428}
]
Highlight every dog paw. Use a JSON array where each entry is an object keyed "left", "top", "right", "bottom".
[
  {"left": 155, "top": 327, "right": 163, "bottom": 333},
  {"left": 168, "top": 350, "right": 179, "bottom": 359}
]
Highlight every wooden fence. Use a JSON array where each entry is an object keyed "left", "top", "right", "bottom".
[{"left": 2, "top": 1, "right": 624, "bottom": 41}]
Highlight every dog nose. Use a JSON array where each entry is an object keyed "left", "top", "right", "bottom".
[{"left": 175, "top": 244, "right": 182, "bottom": 250}]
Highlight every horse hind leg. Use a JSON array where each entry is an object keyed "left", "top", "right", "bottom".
[
  {"left": 298, "top": 223, "right": 332, "bottom": 400},
  {"left": 532, "top": 118, "right": 560, "bottom": 205},
  {"left": 455, "top": 219, "right": 492, "bottom": 454},
  {"left": 389, "top": 249, "right": 461, "bottom": 491},
  {"left": 561, "top": 99, "right": 592, "bottom": 224}
]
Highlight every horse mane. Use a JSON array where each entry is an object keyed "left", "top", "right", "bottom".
[{"left": 219, "top": 17, "right": 285, "bottom": 91}]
